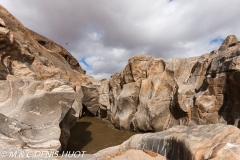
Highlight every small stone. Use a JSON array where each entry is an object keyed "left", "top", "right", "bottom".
[
  {"left": 0, "top": 18, "right": 6, "bottom": 27},
  {"left": 0, "top": 27, "right": 9, "bottom": 36}
]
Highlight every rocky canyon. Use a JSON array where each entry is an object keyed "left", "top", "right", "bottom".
[{"left": 1, "top": 5, "right": 240, "bottom": 160}]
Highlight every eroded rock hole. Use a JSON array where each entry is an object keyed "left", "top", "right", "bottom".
[{"left": 37, "top": 40, "right": 46, "bottom": 47}]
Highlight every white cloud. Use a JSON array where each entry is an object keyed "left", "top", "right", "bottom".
[{"left": 1, "top": 0, "right": 240, "bottom": 79}]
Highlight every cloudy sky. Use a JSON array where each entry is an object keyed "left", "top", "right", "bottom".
[{"left": 1, "top": 0, "right": 240, "bottom": 79}]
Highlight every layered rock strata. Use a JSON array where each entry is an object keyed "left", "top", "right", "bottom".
[{"left": 0, "top": 6, "right": 85, "bottom": 82}]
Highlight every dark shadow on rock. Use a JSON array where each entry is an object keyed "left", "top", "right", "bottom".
[
  {"left": 218, "top": 72, "right": 240, "bottom": 128},
  {"left": 171, "top": 85, "right": 188, "bottom": 121},
  {"left": 82, "top": 104, "right": 95, "bottom": 117},
  {"left": 66, "top": 121, "right": 92, "bottom": 153}
]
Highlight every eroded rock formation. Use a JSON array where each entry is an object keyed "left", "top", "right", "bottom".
[
  {"left": 107, "top": 35, "right": 240, "bottom": 131},
  {"left": 94, "top": 124, "right": 240, "bottom": 160},
  {"left": 0, "top": 7, "right": 85, "bottom": 82},
  {"left": 2, "top": 4, "right": 240, "bottom": 160},
  {"left": 82, "top": 78, "right": 110, "bottom": 118},
  {"left": 109, "top": 149, "right": 166, "bottom": 160},
  {"left": 0, "top": 5, "right": 84, "bottom": 152},
  {"left": 0, "top": 78, "right": 80, "bottom": 151}
]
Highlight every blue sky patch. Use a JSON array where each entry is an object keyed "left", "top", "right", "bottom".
[
  {"left": 210, "top": 37, "right": 224, "bottom": 44},
  {"left": 80, "top": 57, "right": 92, "bottom": 71}
]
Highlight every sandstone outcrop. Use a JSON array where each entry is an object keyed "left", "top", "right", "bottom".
[
  {"left": 94, "top": 124, "right": 240, "bottom": 160},
  {"left": 107, "top": 35, "right": 240, "bottom": 131},
  {"left": 0, "top": 6, "right": 85, "bottom": 83},
  {"left": 0, "top": 5, "right": 85, "bottom": 152}
]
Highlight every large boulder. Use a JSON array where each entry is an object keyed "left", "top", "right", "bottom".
[
  {"left": 94, "top": 124, "right": 240, "bottom": 160},
  {"left": 82, "top": 84, "right": 101, "bottom": 116},
  {"left": 0, "top": 77, "right": 80, "bottom": 151},
  {"left": 107, "top": 35, "right": 240, "bottom": 131}
]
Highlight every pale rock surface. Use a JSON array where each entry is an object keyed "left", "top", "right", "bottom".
[
  {"left": 2, "top": 4, "right": 240, "bottom": 160},
  {"left": 82, "top": 84, "right": 100, "bottom": 116},
  {"left": 94, "top": 124, "right": 240, "bottom": 160},
  {"left": 0, "top": 17, "right": 5, "bottom": 27},
  {"left": 0, "top": 5, "right": 84, "bottom": 153},
  {"left": 0, "top": 133, "right": 54, "bottom": 160},
  {"left": 0, "top": 77, "right": 80, "bottom": 151},
  {"left": 107, "top": 35, "right": 240, "bottom": 132},
  {"left": 82, "top": 79, "right": 110, "bottom": 118},
  {"left": 111, "top": 149, "right": 166, "bottom": 160}
]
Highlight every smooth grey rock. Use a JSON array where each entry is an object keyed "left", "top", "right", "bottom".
[
  {"left": 81, "top": 78, "right": 110, "bottom": 118},
  {"left": 94, "top": 124, "right": 240, "bottom": 160},
  {"left": 0, "top": 78, "right": 81, "bottom": 151},
  {"left": 0, "top": 6, "right": 85, "bottom": 153},
  {"left": 82, "top": 85, "right": 100, "bottom": 116},
  {"left": 111, "top": 149, "right": 166, "bottom": 160}
]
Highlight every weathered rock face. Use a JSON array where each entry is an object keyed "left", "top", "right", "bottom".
[
  {"left": 82, "top": 79, "right": 110, "bottom": 118},
  {"left": 110, "top": 149, "right": 166, "bottom": 160},
  {"left": 0, "top": 5, "right": 84, "bottom": 152},
  {"left": 107, "top": 35, "right": 240, "bottom": 131},
  {"left": 0, "top": 5, "right": 85, "bottom": 82},
  {"left": 3, "top": 4, "right": 240, "bottom": 159},
  {"left": 94, "top": 124, "right": 240, "bottom": 160},
  {"left": 0, "top": 78, "right": 80, "bottom": 151}
]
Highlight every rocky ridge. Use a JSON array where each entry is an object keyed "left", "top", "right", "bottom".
[
  {"left": 0, "top": 5, "right": 86, "bottom": 153},
  {"left": 106, "top": 35, "right": 240, "bottom": 132},
  {"left": 91, "top": 34, "right": 240, "bottom": 159}
]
